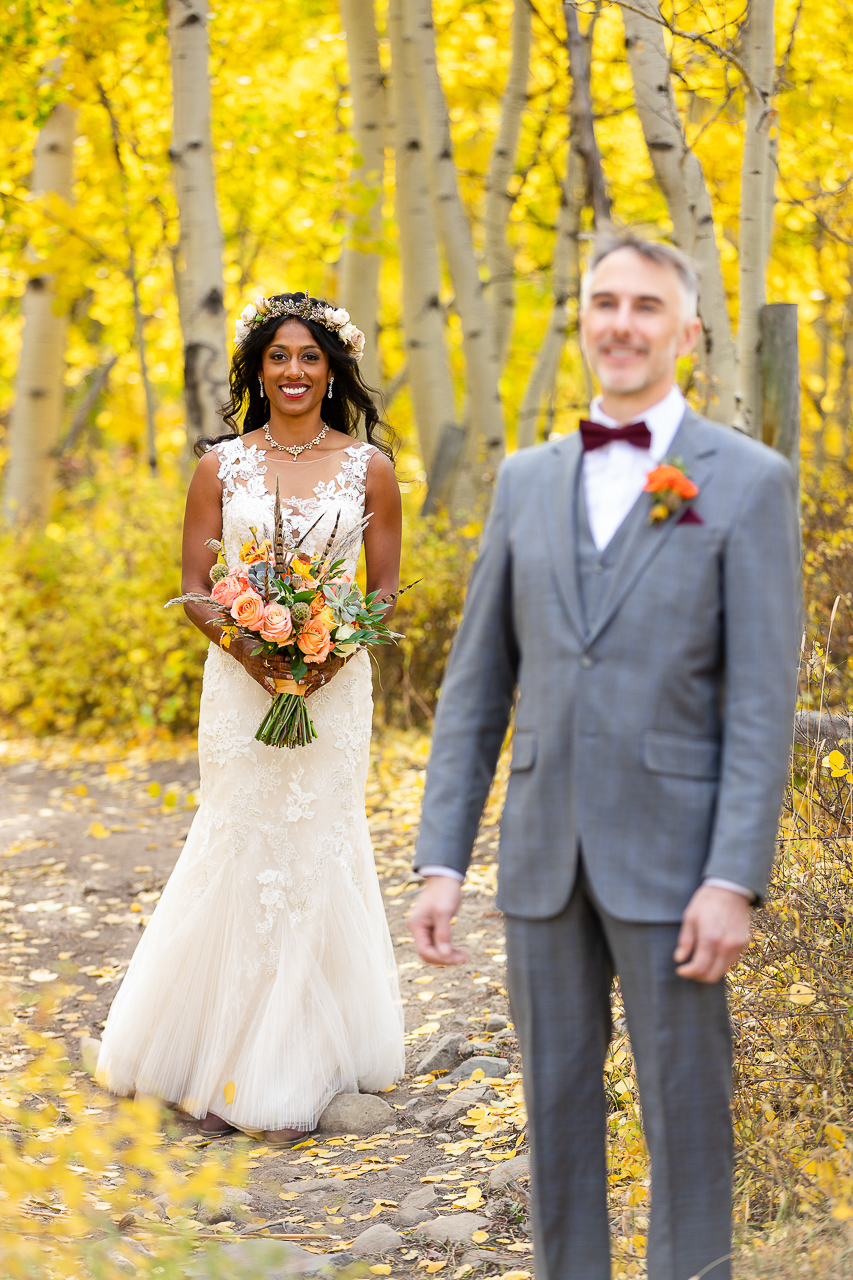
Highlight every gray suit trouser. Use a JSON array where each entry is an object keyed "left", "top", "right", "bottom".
[{"left": 505, "top": 862, "right": 733, "bottom": 1280}]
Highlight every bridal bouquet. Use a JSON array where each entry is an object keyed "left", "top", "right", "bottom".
[{"left": 169, "top": 483, "right": 406, "bottom": 748}]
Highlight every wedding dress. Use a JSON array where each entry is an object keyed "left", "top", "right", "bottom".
[{"left": 96, "top": 436, "right": 405, "bottom": 1131}]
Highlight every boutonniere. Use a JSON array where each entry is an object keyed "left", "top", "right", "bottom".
[{"left": 644, "top": 460, "right": 699, "bottom": 524}]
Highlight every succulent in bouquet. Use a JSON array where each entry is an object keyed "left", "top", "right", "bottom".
[{"left": 169, "top": 480, "right": 411, "bottom": 748}]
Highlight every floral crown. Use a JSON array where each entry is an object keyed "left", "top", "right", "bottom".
[{"left": 233, "top": 293, "right": 365, "bottom": 362}]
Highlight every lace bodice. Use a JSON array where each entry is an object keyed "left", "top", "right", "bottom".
[{"left": 213, "top": 435, "right": 375, "bottom": 576}]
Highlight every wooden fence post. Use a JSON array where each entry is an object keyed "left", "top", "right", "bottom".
[{"left": 760, "top": 302, "right": 800, "bottom": 492}]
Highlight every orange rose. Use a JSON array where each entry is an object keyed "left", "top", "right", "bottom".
[
  {"left": 643, "top": 464, "right": 698, "bottom": 499},
  {"left": 310, "top": 592, "right": 327, "bottom": 617},
  {"left": 296, "top": 618, "right": 333, "bottom": 663},
  {"left": 259, "top": 603, "right": 293, "bottom": 643},
  {"left": 231, "top": 589, "right": 265, "bottom": 630}
]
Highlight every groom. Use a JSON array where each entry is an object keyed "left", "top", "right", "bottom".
[{"left": 409, "top": 234, "right": 800, "bottom": 1280}]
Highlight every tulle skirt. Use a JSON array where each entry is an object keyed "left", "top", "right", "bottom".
[{"left": 96, "top": 646, "right": 404, "bottom": 1131}]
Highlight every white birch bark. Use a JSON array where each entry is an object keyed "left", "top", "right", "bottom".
[
  {"left": 516, "top": 143, "right": 585, "bottom": 447},
  {"left": 405, "top": 0, "right": 506, "bottom": 490},
  {"left": 168, "top": 0, "right": 229, "bottom": 452},
  {"left": 621, "top": 0, "right": 737, "bottom": 424},
  {"left": 339, "top": 0, "right": 385, "bottom": 390},
  {"left": 388, "top": 0, "right": 457, "bottom": 475},
  {"left": 484, "top": 0, "right": 531, "bottom": 367},
  {"left": 2, "top": 103, "right": 75, "bottom": 525},
  {"left": 737, "top": 0, "right": 776, "bottom": 438}
]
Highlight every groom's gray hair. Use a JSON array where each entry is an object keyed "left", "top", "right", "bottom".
[{"left": 580, "top": 232, "right": 700, "bottom": 320}]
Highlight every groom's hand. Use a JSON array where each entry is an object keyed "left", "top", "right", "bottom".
[
  {"left": 408, "top": 877, "right": 467, "bottom": 966},
  {"left": 674, "top": 883, "right": 751, "bottom": 983}
]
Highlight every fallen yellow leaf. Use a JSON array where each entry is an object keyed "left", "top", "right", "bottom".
[
  {"left": 369, "top": 1268, "right": 391, "bottom": 1276},
  {"left": 223, "top": 1082, "right": 236, "bottom": 1105},
  {"left": 426, "top": 1265, "right": 446, "bottom": 1274},
  {"left": 470, "top": 1229, "right": 489, "bottom": 1243},
  {"left": 788, "top": 982, "right": 816, "bottom": 1005},
  {"left": 88, "top": 821, "right": 111, "bottom": 839}
]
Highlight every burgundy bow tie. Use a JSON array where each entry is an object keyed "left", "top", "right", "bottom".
[{"left": 579, "top": 419, "right": 651, "bottom": 452}]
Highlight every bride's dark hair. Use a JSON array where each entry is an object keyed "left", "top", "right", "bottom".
[{"left": 194, "top": 292, "right": 396, "bottom": 461}]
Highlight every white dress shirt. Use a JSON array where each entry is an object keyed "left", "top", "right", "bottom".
[{"left": 418, "top": 386, "right": 752, "bottom": 901}]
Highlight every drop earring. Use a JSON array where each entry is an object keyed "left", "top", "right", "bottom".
[
  {"left": 258, "top": 376, "right": 265, "bottom": 399},
  {"left": 327, "top": 376, "right": 334, "bottom": 400}
]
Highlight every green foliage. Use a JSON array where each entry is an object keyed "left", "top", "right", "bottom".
[
  {"left": 372, "top": 504, "right": 482, "bottom": 728},
  {"left": 0, "top": 469, "right": 207, "bottom": 738}
]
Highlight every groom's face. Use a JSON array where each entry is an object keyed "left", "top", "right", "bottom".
[{"left": 580, "top": 249, "right": 701, "bottom": 399}]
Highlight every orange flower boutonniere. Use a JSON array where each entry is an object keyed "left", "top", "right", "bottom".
[{"left": 643, "top": 461, "right": 699, "bottom": 524}]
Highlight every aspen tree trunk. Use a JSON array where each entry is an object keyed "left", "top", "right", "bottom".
[
  {"left": 563, "top": 3, "right": 610, "bottom": 226},
  {"left": 2, "top": 103, "right": 75, "bottom": 525},
  {"left": 388, "top": 0, "right": 458, "bottom": 478},
  {"left": 622, "top": 0, "right": 737, "bottom": 424},
  {"left": 516, "top": 144, "right": 585, "bottom": 448},
  {"left": 405, "top": 0, "right": 506, "bottom": 497},
  {"left": 339, "top": 0, "right": 385, "bottom": 390},
  {"left": 737, "top": 0, "right": 776, "bottom": 438},
  {"left": 168, "top": 0, "right": 229, "bottom": 454},
  {"left": 484, "top": 0, "right": 531, "bottom": 367}
]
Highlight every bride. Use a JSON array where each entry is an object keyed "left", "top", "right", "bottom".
[{"left": 96, "top": 293, "right": 406, "bottom": 1144}]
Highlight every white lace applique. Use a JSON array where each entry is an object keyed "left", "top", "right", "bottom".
[
  {"left": 199, "top": 709, "right": 258, "bottom": 767},
  {"left": 282, "top": 767, "right": 317, "bottom": 823},
  {"left": 214, "top": 436, "right": 269, "bottom": 500}
]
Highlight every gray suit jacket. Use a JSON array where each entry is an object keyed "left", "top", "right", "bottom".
[{"left": 415, "top": 409, "right": 801, "bottom": 921}]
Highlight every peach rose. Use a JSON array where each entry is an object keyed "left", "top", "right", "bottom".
[
  {"left": 231, "top": 589, "right": 265, "bottom": 630},
  {"left": 211, "top": 573, "right": 245, "bottom": 607},
  {"left": 310, "top": 592, "right": 328, "bottom": 617},
  {"left": 296, "top": 618, "right": 333, "bottom": 663},
  {"left": 259, "top": 603, "right": 293, "bottom": 643}
]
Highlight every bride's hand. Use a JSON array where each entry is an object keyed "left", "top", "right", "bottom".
[
  {"left": 303, "top": 653, "right": 348, "bottom": 697},
  {"left": 230, "top": 638, "right": 292, "bottom": 695}
]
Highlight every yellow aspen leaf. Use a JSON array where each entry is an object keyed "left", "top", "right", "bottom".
[
  {"left": 824, "top": 1124, "right": 847, "bottom": 1149},
  {"left": 88, "top": 821, "right": 111, "bottom": 838},
  {"left": 369, "top": 1268, "right": 392, "bottom": 1275},
  {"left": 470, "top": 1230, "right": 489, "bottom": 1243},
  {"left": 788, "top": 983, "right": 816, "bottom": 1004},
  {"left": 453, "top": 1268, "right": 474, "bottom": 1280},
  {"left": 223, "top": 1082, "right": 236, "bottom": 1104},
  {"left": 72, "top": 784, "right": 88, "bottom": 797},
  {"left": 497, "top": 1273, "right": 532, "bottom": 1280},
  {"left": 426, "top": 1265, "right": 446, "bottom": 1274},
  {"left": 147, "top": 782, "right": 162, "bottom": 798}
]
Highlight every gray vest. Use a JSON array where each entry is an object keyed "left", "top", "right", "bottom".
[{"left": 575, "top": 470, "right": 647, "bottom": 632}]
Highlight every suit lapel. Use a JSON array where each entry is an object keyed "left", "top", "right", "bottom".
[
  {"left": 543, "top": 433, "right": 586, "bottom": 642},
  {"left": 584, "top": 410, "right": 719, "bottom": 646}
]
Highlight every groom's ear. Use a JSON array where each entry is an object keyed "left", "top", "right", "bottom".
[{"left": 678, "top": 315, "right": 703, "bottom": 358}]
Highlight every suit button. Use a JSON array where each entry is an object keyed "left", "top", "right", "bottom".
[{"left": 580, "top": 655, "right": 594, "bottom": 669}]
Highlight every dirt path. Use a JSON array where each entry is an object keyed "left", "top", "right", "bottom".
[{"left": 0, "top": 736, "right": 534, "bottom": 1278}]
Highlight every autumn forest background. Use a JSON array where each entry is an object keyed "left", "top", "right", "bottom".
[{"left": 2, "top": 0, "right": 853, "bottom": 1276}]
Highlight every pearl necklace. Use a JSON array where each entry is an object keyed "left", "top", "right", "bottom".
[{"left": 263, "top": 421, "right": 329, "bottom": 459}]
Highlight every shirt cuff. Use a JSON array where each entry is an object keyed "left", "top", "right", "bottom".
[
  {"left": 416, "top": 865, "right": 465, "bottom": 883},
  {"left": 704, "top": 876, "right": 755, "bottom": 901}
]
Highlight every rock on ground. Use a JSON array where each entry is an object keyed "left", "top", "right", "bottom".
[
  {"left": 349, "top": 1223, "right": 404, "bottom": 1256},
  {"left": 488, "top": 1152, "right": 530, "bottom": 1188},
  {"left": 415, "top": 1032, "right": 473, "bottom": 1076},
  {"left": 187, "top": 1239, "right": 334, "bottom": 1277},
  {"left": 400, "top": 1185, "right": 438, "bottom": 1210},
  {"left": 394, "top": 1206, "right": 433, "bottom": 1226},
  {"left": 485, "top": 1014, "right": 509, "bottom": 1032},
  {"left": 414, "top": 1212, "right": 491, "bottom": 1245},
  {"left": 446, "top": 1055, "right": 510, "bottom": 1082},
  {"left": 316, "top": 1092, "right": 394, "bottom": 1135},
  {"left": 427, "top": 1082, "right": 491, "bottom": 1130},
  {"left": 80, "top": 1035, "right": 101, "bottom": 1075}
]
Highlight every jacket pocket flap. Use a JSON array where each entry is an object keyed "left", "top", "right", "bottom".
[
  {"left": 510, "top": 730, "right": 537, "bottom": 772},
  {"left": 643, "top": 731, "right": 719, "bottom": 779}
]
